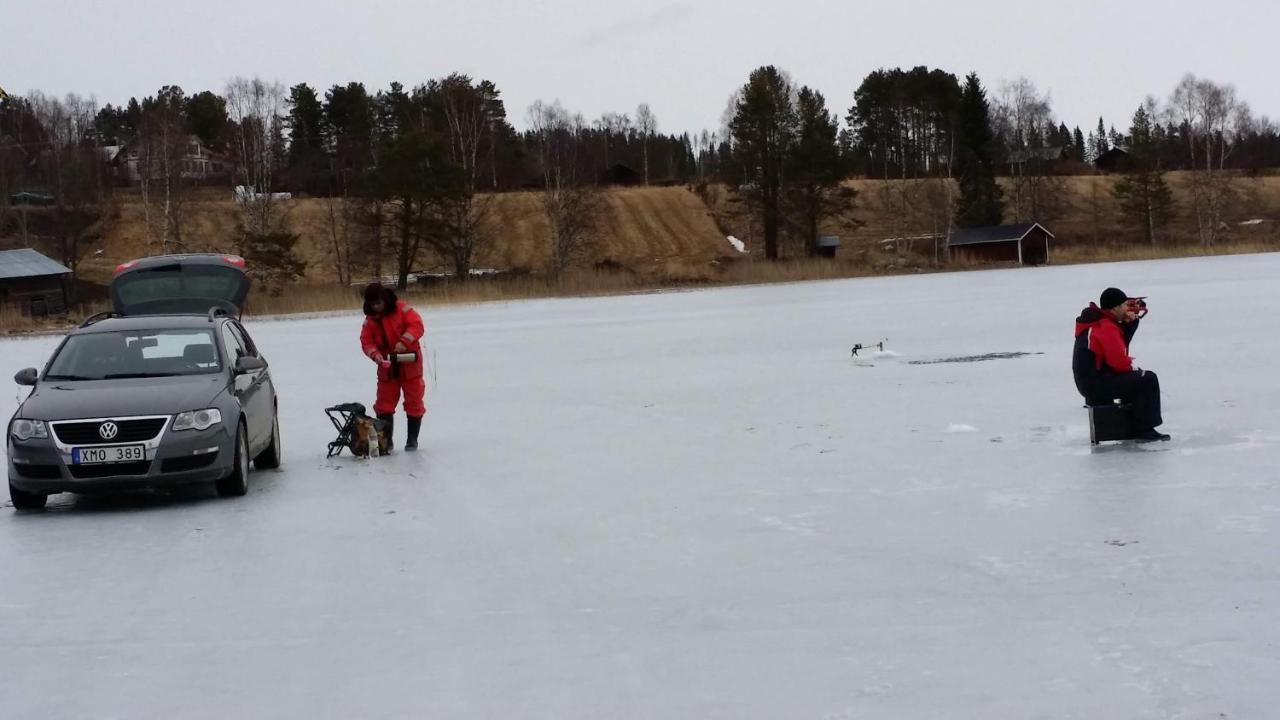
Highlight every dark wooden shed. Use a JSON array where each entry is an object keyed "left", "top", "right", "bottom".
[
  {"left": 601, "top": 163, "right": 642, "bottom": 186},
  {"left": 0, "top": 248, "right": 73, "bottom": 316},
  {"left": 1094, "top": 148, "right": 1133, "bottom": 174},
  {"left": 947, "top": 223, "right": 1053, "bottom": 266}
]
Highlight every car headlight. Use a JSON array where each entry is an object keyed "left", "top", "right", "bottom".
[
  {"left": 10, "top": 419, "right": 49, "bottom": 441},
  {"left": 172, "top": 409, "right": 222, "bottom": 432}
]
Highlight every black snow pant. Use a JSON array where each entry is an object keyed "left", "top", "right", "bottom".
[{"left": 1089, "top": 370, "right": 1163, "bottom": 431}]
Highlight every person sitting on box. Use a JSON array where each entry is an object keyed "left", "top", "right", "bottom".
[{"left": 1072, "top": 287, "right": 1169, "bottom": 442}]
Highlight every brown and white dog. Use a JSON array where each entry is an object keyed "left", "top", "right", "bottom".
[{"left": 351, "top": 414, "right": 391, "bottom": 458}]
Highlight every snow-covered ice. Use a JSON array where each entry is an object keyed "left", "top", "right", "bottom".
[{"left": 3, "top": 254, "right": 1279, "bottom": 719}]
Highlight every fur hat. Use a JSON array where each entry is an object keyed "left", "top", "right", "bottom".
[{"left": 362, "top": 283, "right": 396, "bottom": 316}]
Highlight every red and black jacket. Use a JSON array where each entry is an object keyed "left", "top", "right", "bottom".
[{"left": 1072, "top": 303, "right": 1139, "bottom": 399}]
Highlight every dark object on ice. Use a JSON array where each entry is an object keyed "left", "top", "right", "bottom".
[
  {"left": 851, "top": 340, "right": 886, "bottom": 357},
  {"left": 1087, "top": 402, "right": 1171, "bottom": 444},
  {"left": 1088, "top": 401, "right": 1135, "bottom": 444},
  {"left": 1074, "top": 293, "right": 1164, "bottom": 438},
  {"left": 326, "top": 403, "right": 390, "bottom": 458},
  {"left": 907, "top": 351, "right": 1043, "bottom": 365}
]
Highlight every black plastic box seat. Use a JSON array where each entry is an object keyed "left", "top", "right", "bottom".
[{"left": 1088, "top": 402, "right": 1134, "bottom": 444}]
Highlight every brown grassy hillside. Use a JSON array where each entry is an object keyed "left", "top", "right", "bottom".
[
  {"left": 703, "top": 171, "right": 1280, "bottom": 260},
  {"left": 85, "top": 186, "right": 731, "bottom": 285},
  {"left": 80, "top": 172, "right": 1280, "bottom": 287}
]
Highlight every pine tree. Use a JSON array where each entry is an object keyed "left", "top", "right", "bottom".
[
  {"left": 1113, "top": 105, "right": 1174, "bottom": 245},
  {"left": 286, "top": 84, "right": 324, "bottom": 162},
  {"left": 1094, "top": 117, "right": 1110, "bottom": 157},
  {"left": 1108, "top": 124, "right": 1124, "bottom": 149},
  {"left": 286, "top": 83, "right": 326, "bottom": 193},
  {"left": 786, "top": 87, "right": 855, "bottom": 256},
  {"left": 1072, "top": 126, "right": 1086, "bottom": 161},
  {"left": 954, "top": 73, "right": 1004, "bottom": 227},
  {"left": 185, "top": 91, "right": 228, "bottom": 149},
  {"left": 729, "top": 66, "right": 799, "bottom": 260}
]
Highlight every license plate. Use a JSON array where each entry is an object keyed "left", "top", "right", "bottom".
[{"left": 72, "top": 445, "right": 146, "bottom": 465}]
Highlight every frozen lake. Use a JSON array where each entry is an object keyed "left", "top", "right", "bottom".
[{"left": 3, "top": 254, "right": 1279, "bottom": 718}]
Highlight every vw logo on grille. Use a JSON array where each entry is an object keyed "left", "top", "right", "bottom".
[{"left": 98, "top": 421, "right": 120, "bottom": 440}]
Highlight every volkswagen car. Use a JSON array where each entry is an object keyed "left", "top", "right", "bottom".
[{"left": 7, "top": 254, "right": 281, "bottom": 510}]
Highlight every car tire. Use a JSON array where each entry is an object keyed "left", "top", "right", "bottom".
[
  {"left": 254, "top": 411, "right": 282, "bottom": 470},
  {"left": 9, "top": 480, "right": 48, "bottom": 511},
  {"left": 215, "top": 422, "right": 250, "bottom": 498}
]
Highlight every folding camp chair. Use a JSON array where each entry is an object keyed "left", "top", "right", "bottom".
[{"left": 325, "top": 402, "right": 389, "bottom": 457}]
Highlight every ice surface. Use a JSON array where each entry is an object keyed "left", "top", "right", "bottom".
[{"left": 3, "top": 254, "right": 1279, "bottom": 718}]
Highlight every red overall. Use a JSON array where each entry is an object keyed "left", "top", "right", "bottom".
[{"left": 360, "top": 300, "right": 426, "bottom": 417}]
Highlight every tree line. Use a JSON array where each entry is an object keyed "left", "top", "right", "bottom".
[{"left": 1, "top": 66, "right": 1275, "bottom": 288}]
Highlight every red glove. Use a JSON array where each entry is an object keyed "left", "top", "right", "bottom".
[{"left": 371, "top": 352, "right": 391, "bottom": 370}]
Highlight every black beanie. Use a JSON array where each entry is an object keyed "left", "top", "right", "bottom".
[{"left": 1099, "top": 287, "right": 1128, "bottom": 309}]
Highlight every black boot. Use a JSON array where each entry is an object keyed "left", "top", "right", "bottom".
[
  {"left": 405, "top": 416, "right": 422, "bottom": 451},
  {"left": 377, "top": 414, "right": 395, "bottom": 452}
]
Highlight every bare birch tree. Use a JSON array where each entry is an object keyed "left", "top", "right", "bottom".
[
  {"left": 430, "top": 74, "right": 499, "bottom": 280},
  {"left": 635, "top": 103, "right": 657, "bottom": 185},
  {"left": 225, "top": 76, "right": 287, "bottom": 235},
  {"left": 994, "top": 78, "right": 1066, "bottom": 223},
  {"left": 134, "top": 87, "right": 189, "bottom": 252},
  {"left": 27, "top": 92, "right": 108, "bottom": 276},
  {"left": 528, "top": 100, "right": 600, "bottom": 275},
  {"left": 1168, "top": 74, "right": 1249, "bottom": 247}
]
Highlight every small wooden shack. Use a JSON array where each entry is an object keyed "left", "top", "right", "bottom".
[
  {"left": 1094, "top": 148, "right": 1133, "bottom": 174},
  {"left": 947, "top": 223, "right": 1053, "bottom": 266},
  {"left": 0, "top": 248, "right": 73, "bottom": 316}
]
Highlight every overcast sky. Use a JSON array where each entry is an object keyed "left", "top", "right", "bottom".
[{"left": 3, "top": 0, "right": 1276, "bottom": 134}]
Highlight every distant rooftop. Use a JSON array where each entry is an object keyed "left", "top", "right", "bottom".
[
  {"left": 0, "top": 248, "right": 72, "bottom": 280},
  {"left": 948, "top": 223, "right": 1055, "bottom": 247}
]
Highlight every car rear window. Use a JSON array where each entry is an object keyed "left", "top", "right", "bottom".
[
  {"left": 114, "top": 264, "right": 245, "bottom": 314},
  {"left": 45, "top": 330, "right": 221, "bottom": 381}
]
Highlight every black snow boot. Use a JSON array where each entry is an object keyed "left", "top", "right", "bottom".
[
  {"left": 405, "top": 416, "right": 422, "bottom": 451},
  {"left": 377, "top": 414, "right": 395, "bottom": 452},
  {"left": 1134, "top": 428, "right": 1170, "bottom": 443}
]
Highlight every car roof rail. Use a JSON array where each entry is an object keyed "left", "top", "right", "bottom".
[{"left": 80, "top": 311, "right": 119, "bottom": 328}]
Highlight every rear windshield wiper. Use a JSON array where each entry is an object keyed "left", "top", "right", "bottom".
[{"left": 103, "top": 372, "right": 183, "bottom": 379}]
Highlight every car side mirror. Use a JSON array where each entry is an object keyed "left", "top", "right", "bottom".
[
  {"left": 234, "top": 356, "right": 266, "bottom": 374},
  {"left": 14, "top": 368, "right": 38, "bottom": 386}
]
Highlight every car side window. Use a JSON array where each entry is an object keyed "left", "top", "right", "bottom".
[
  {"left": 220, "top": 323, "right": 246, "bottom": 362},
  {"left": 230, "top": 322, "right": 258, "bottom": 357}
]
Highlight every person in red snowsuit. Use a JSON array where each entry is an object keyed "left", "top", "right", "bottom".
[
  {"left": 360, "top": 283, "right": 426, "bottom": 450},
  {"left": 1072, "top": 287, "right": 1168, "bottom": 441}
]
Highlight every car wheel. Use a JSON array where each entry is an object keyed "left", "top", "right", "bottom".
[
  {"left": 254, "top": 411, "right": 282, "bottom": 470},
  {"left": 215, "top": 422, "right": 250, "bottom": 498},
  {"left": 9, "top": 480, "right": 48, "bottom": 511}
]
